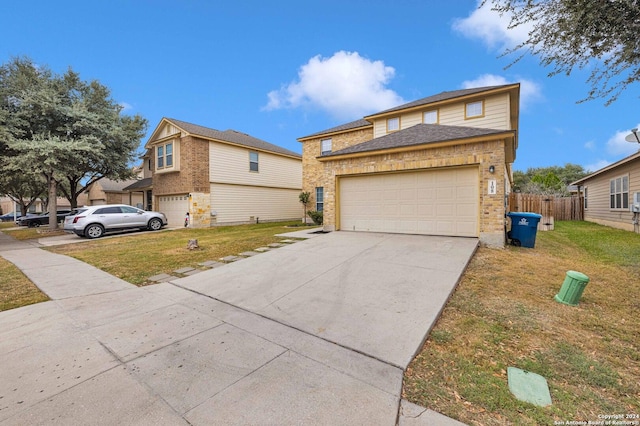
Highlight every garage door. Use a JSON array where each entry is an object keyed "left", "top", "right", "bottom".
[
  {"left": 339, "top": 167, "right": 478, "bottom": 237},
  {"left": 158, "top": 194, "right": 189, "bottom": 228}
]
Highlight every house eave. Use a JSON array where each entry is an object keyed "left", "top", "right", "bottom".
[{"left": 317, "top": 132, "right": 515, "bottom": 162}]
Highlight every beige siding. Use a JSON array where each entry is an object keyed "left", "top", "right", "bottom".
[
  {"left": 583, "top": 159, "right": 640, "bottom": 231},
  {"left": 210, "top": 183, "right": 301, "bottom": 223},
  {"left": 373, "top": 93, "right": 511, "bottom": 138},
  {"left": 210, "top": 142, "right": 301, "bottom": 189}
]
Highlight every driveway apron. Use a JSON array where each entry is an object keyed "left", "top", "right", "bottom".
[{"left": 0, "top": 230, "right": 473, "bottom": 425}]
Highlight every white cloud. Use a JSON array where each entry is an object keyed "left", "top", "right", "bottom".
[
  {"left": 119, "top": 102, "right": 133, "bottom": 111},
  {"left": 264, "top": 51, "right": 405, "bottom": 120},
  {"left": 461, "top": 74, "right": 542, "bottom": 110},
  {"left": 584, "top": 159, "right": 611, "bottom": 173},
  {"left": 584, "top": 140, "right": 596, "bottom": 151},
  {"left": 606, "top": 124, "right": 640, "bottom": 157},
  {"left": 453, "top": 1, "right": 532, "bottom": 51}
]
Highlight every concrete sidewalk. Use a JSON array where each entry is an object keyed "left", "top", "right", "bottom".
[{"left": 0, "top": 230, "right": 469, "bottom": 425}]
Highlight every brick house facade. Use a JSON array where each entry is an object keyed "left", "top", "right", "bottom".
[{"left": 299, "top": 84, "right": 520, "bottom": 247}]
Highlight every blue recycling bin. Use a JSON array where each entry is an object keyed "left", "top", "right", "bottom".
[{"left": 507, "top": 212, "right": 542, "bottom": 248}]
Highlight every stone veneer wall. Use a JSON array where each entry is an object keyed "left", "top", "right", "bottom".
[{"left": 189, "top": 192, "right": 211, "bottom": 228}]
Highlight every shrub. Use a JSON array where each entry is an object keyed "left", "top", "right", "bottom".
[{"left": 307, "top": 210, "right": 323, "bottom": 225}]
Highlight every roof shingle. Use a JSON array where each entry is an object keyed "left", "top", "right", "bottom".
[
  {"left": 320, "top": 124, "right": 513, "bottom": 157},
  {"left": 166, "top": 118, "right": 301, "bottom": 158},
  {"left": 298, "top": 118, "right": 372, "bottom": 140}
]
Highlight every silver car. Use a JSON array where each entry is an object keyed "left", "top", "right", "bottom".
[{"left": 64, "top": 205, "right": 168, "bottom": 238}]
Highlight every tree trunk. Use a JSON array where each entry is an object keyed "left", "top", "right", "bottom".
[{"left": 47, "top": 173, "right": 58, "bottom": 230}]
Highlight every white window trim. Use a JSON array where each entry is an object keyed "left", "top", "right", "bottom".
[
  {"left": 609, "top": 175, "right": 629, "bottom": 210},
  {"left": 249, "top": 151, "right": 259, "bottom": 172},
  {"left": 315, "top": 187, "right": 324, "bottom": 211}
]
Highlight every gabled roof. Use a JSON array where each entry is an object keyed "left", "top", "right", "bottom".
[
  {"left": 94, "top": 178, "right": 140, "bottom": 192},
  {"left": 319, "top": 123, "right": 514, "bottom": 159},
  {"left": 148, "top": 118, "right": 301, "bottom": 159},
  {"left": 572, "top": 150, "right": 640, "bottom": 185},
  {"left": 365, "top": 84, "right": 520, "bottom": 119},
  {"left": 298, "top": 119, "right": 372, "bottom": 141},
  {"left": 122, "top": 177, "right": 153, "bottom": 192}
]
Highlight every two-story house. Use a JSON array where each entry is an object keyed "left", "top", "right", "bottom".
[
  {"left": 298, "top": 84, "right": 520, "bottom": 247},
  {"left": 138, "top": 118, "right": 302, "bottom": 228}
]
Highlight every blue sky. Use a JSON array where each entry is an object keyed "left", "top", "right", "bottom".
[{"left": 2, "top": 0, "right": 639, "bottom": 172}]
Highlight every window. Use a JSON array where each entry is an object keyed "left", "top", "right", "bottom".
[
  {"left": 95, "top": 206, "right": 122, "bottom": 214},
  {"left": 250, "top": 151, "right": 259, "bottom": 172},
  {"left": 584, "top": 187, "right": 588, "bottom": 209},
  {"left": 610, "top": 176, "right": 629, "bottom": 209},
  {"left": 465, "top": 101, "right": 484, "bottom": 119},
  {"left": 423, "top": 110, "right": 438, "bottom": 124},
  {"left": 387, "top": 117, "right": 400, "bottom": 132},
  {"left": 156, "top": 142, "right": 173, "bottom": 169},
  {"left": 321, "top": 138, "right": 332, "bottom": 155},
  {"left": 315, "top": 187, "right": 324, "bottom": 211}
]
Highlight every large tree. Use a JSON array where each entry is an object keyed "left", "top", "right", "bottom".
[
  {"left": 513, "top": 163, "right": 589, "bottom": 195},
  {"left": 487, "top": 0, "right": 640, "bottom": 105},
  {"left": 0, "top": 57, "right": 148, "bottom": 228}
]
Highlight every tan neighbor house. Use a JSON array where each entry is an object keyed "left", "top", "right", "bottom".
[
  {"left": 140, "top": 118, "right": 302, "bottom": 228},
  {"left": 299, "top": 84, "right": 520, "bottom": 247},
  {"left": 86, "top": 175, "right": 144, "bottom": 207},
  {"left": 572, "top": 150, "right": 640, "bottom": 233}
]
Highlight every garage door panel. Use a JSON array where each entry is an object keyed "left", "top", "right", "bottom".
[
  {"left": 340, "top": 167, "right": 478, "bottom": 237},
  {"left": 158, "top": 195, "right": 189, "bottom": 228}
]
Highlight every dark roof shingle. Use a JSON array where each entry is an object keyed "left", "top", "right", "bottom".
[
  {"left": 321, "top": 124, "right": 513, "bottom": 157},
  {"left": 122, "top": 177, "right": 153, "bottom": 191},
  {"left": 298, "top": 119, "right": 372, "bottom": 140},
  {"left": 367, "top": 84, "right": 517, "bottom": 117},
  {"left": 166, "top": 118, "right": 301, "bottom": 158}
]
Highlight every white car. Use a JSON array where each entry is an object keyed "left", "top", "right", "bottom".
[{"left": 64, "top": 205, "right": 168, "bottom": 238}]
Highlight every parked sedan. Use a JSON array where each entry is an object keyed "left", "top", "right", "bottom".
[
  {"left": 64, "top": 204, "right": 168, "bottom": 238},
  {"left": 0, "top": 211, "right": 27, "bottom": 222},
  {"left": 16, "top": 210, "right": 72, "bottom": 227}
]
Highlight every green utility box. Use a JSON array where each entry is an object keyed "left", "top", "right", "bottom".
[{"left": 554, "top": 271, "right": 590, "bottom": 306}]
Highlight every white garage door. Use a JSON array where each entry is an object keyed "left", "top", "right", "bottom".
[
  {"left": 339, "top": 167, "right": 478, "bottom": 237},
  {"left": 158, "top": 194, "right": 189, "bottom": 228}
]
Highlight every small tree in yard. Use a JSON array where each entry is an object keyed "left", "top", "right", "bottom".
[{"left": 299, "top": 191, "right": 310, "bottom": 223}]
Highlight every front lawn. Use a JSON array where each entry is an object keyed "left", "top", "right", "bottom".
[
  {"left": 46, "top": 221, "right": 302, "bottom": 285},
  {"left": 404, "top": 221, "right": 640, "bottom": 425},
  {"left": 0, "top": 257, "right": 49, "bottom": 312}
]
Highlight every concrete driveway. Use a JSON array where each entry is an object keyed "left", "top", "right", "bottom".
[
  {"left": 176, "top": 231, "right": 478, "bottom": 369},
  {"left": 0, "top": 230, "right": 475, "bottom": 425}
]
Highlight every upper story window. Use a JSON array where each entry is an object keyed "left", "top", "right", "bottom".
[
  {"left": 465, "top": 101, "right": 484, "bottom": 119},
  {"left": 321, "top": 138, "right": 332, "bottom": 155},
  {"left": 157, "top": 142, "right": 173, "bottom": 169},
  {"left": 423, "top": 110, "right": 438, "bottom": 124},
  {"left": 387, "top": 117, "right": 400, "bottom": 132},
  {"left": 610, "top": 175, "right": 629, "bottom": 209},
  {"left": 250, "top": 151, "right": 259, "bottom": 172}
]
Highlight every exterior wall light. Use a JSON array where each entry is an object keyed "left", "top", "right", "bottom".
[{"left": 489, "top": 165, "right": 495, "bottom": 174}]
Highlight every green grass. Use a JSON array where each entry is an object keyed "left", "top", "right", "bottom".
[
  {"left": 46, "top": 221, "right": 303, "bottom": 285},
  {"left": 404, "top": 221, "right": 640, "bottom": 425},
  {"left": 0, "top": 256, "right": 49, "bottom": 311}
]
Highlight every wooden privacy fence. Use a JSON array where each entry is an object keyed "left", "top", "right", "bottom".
[{"left": 508, "top": 193, "right": 584, "bottom": 231}]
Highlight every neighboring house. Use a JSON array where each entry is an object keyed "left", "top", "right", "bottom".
[
  {"left": 299, "top": 84, "right": 520, "bottom": 247},
  {"left": 572, "top": 150, "right": 640, "bottom": 233},
  {"left": 86, "top": 174, "right": 144, "bottom": 207},
  {"left": 137, "top": 118, "right": 302, "bottom": 227},
  {"left": 0, "top": 195, "right": 87, "bottom": 215}
]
